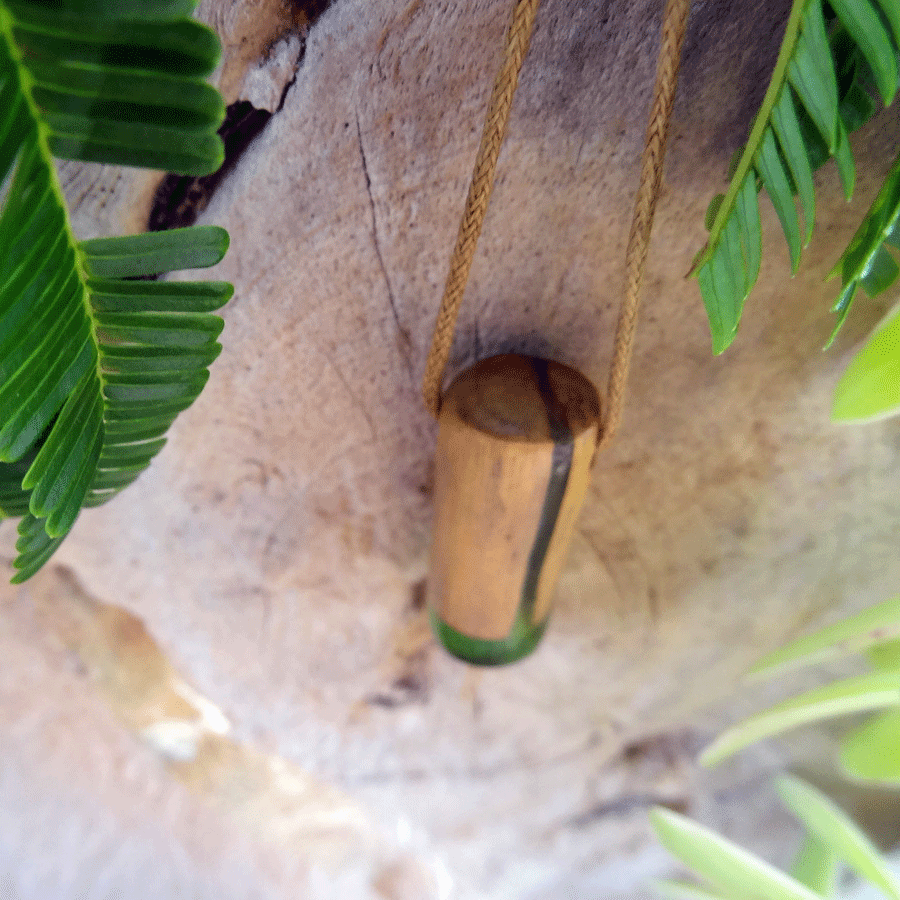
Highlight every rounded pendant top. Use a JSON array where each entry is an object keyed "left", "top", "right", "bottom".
[{"left": 442, "top": 354, "right": 601, "bottom": 443}]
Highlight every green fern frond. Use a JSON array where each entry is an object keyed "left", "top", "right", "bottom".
[
  {"left": 694, "top": 0, "right": 899, "bottom": 354},
  {"left": 0, "top": 0, "right": 232, "bottom": 581}
]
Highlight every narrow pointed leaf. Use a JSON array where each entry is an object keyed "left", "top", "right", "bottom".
[
  {"left": 830, "top": 0, "right": 898, "bottom": 103},
  {"left": 833, "top": 121, "right": 856, "bottom": 200},
  {"left": 700, "top": 671, "right": 900, "bottom": 766},
  {"left": 748, "top": 595, "right": 900, "bottom": 679},
  {"left": 736, "top": 172, "right": 762, "bottom": 290},
  {"left": 650, "top": 807, "right": 822, "bottom": 900},
  {"left": 860, "top": 246, "right": 900, "bottom": 295},
  {"left": 840, "top": 708, "right": 900, "bottom": 784},
  {"left": 11, "top": 514, "right": 66, "bottom": 583},
  {"left": 756, "top": 127, "right": 802, "bottom": 272},
  {"left": 789, "top": 0, "right": 840, "bottom": 150},
  {"left": 790, "top": 834, "right": 838, "bottom": 896},
  {"left": 0, "top": 8, "right": 231, "bottom": 580},
  {"left": 776, "top": 776, "right": 900, "bottom": 899},
  {"left": 9, "top": 16, "right": 220, "bottom": 78},
  {"left": 772, "top": 89, "right": 816, "bottom": 242},
  {"left": 705, "top": 195, "right": 725, "bottom": 231},
  {"left": 5, "top": 0, "right": 199, "bottom": 20},
  {"left": 877, "top": 0, "right": 900, "bottom": 49},
  {"left": 869, "top": 639, "right": 900, "bottom": 671}
]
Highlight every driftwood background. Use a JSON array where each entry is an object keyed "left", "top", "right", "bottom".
[{"left": 2, "top": 1, "right": 899, "bottom": 897}]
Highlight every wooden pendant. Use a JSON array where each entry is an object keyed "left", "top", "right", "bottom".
[{"left": 428, "top": 354, "right": 601, "bottom": 665}]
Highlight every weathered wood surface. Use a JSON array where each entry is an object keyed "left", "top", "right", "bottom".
[{"left": 3, "top": 0, "right": 900, "bottom": 896}]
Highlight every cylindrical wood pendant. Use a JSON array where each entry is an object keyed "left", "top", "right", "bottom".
[{"left": 428, "top": 354, "right": 601, "bottom": 665}]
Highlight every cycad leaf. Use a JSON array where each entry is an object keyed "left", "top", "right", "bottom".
[
  {"left": 0, "top": 1, "right": 233, "bottom": 580},
  {"left": 840, "top": 708, "right": 900, "bottom": 784},
  {"left": 830, "top": 0, "right": 898, "bottom": 104},
  {"left": 8, "top": 11, "right": 220, "bottom": 77},
  {"left": 772, "top": 88, "right": 816, "bottom": 243},
  {"left": 80, "top": 228, "right": 230, "bottom": 278},
  {"left": 756, "top": 127, "right": 803, "bottom": 272},
  {"left": 6, "top": 0, "right": 199, "bottom": 20},
  {"left": 649, "top": 807, "right": 822, "bottom": 900},
  {"left": 747, "top": 595, "right": 900, "bottom": 679},
  {"left": 2, "top": 2, "right": 224, "bottom": 175},
  {"left": 789, "top": 0, "right": 840, "bottom": 151},
  {"left": 776, "top": 776, "right": 900, "bottom": 900},
  {"left": 693, "top": 0, "right": 896, "bottom": 353},
  {"left": 700, "top": 671, "right": 900, "bottom": 766}
]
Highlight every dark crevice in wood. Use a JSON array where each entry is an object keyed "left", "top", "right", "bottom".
[
  {"left": 147, "top": 1, "right": 336, "bottom": 232},
  {"left": 291, "top": 0, "right": 333, "bottom": 25},
  {"left": 147, "top": 101, "right": 272, "bottom": 232}
]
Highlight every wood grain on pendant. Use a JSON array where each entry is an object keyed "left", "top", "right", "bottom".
[{"left": 429, "top": 355, "right": 601, "bottom": 642}]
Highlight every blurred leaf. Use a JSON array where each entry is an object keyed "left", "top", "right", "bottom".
[
  {"left": 841, "top": 708, "right": 900, "bottom": 784},
  {"left": 869, "top": 639, "right": 900, "bottom": 672},
  {"left": 650, "top": 807, "right": 822, "bottom": 900},
  {"left": 776, "top": 776, "right": 900, "bottom": 899},
  {"left": 748, "top": 596, "right": 900, "bottom": 679},
  {"left": 701, "top": 672, "right": 900, "bottom": 766},
  {"left": 694, "top": 0, "right": 899, "bottom": 352},
  {"left": 833, "top": 305, "right": 900, "bottom": 422},
  {"left": 791, "top": 834, "right": 839, "bottom": 896}
]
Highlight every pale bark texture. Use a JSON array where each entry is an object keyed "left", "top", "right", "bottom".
[{"left": 2, "top": 1, "right": 900, "bottom": 897}]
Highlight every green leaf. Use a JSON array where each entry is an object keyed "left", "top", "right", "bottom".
[
  {"left": 11, "top": 513, "right": 65, "bottom": 583},
  {"left": 0, "top": 2, "right": 232, "bottom": 580},
  {"left": 649, "top": 807, "right": 822, "bottom": 900},
  {"left": 860, "top": 246, "right": 900, "bottom": 295},
  {"left": 869, "top": 639, "right": 900, "bottom": 672},
  {"left": 0, "top": 443, "right": 38, "bottom": 518},
  {"left": 9, "top": 14, "right": 219, "bottom": 77},
  {"left": 827, "top": 149, "right": 900, "bottom": 343},
  {"left": 841, "top": 708, "right": 900, "bottom": 784},
  {"left": 840, "top": 79, "right": 878, "bottom": 131},
  {"left": 705, "top": 194, "right": 725, "bottom": 231},
  {"left": 693, "top": 0, "right": 894, "bottom": 353},
  {"left": 776, "top": 776, "right": 900, "bottom": 899},
  {"left": 748, "top": 595, "right": 900, "bottom": 679},
  {"left": 88, "top": 279, "right": 233, "bottom": 313},
  {"left": 6, "top": 0, "right": 198, "bottom": 20},
  {"left": 830, "top": 0, "right": 898, "bottom": 104},
  {"left": 756, "top": 127, "right": 803, "bottom": 273},
  {"left": 772, "top": 88, "right": 816, "bottom": 243},
  {"left": 700, "top": 671, "right": 900, "bottom": 766},
  {"left": 878, "top": 0, "right": 900, "bottom": 49},
  {"left": 789, "top": 0, "right": 839, "bottom": 151},
  {"left": 80, "top": 227, "right": 230, "bottom": 278},
  {"left": 832, "top": 305, "right": 900, "bottom": 422},
  {"left": 791, "top": 834, "right": 839, "bottom": 897}
]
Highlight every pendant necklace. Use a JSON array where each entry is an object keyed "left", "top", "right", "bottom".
[{"left": 422, "top": 0, "right": 692, "bottom": 665}]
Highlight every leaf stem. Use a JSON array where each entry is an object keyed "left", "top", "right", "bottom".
[{"left": 693, "top": 0, "right": 809, "bottom": 273}]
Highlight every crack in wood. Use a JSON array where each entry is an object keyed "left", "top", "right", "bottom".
[{"left": 355, "top": 110, "right": 414, "bottom": 376}]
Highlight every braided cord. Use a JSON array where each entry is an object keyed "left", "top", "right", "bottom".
[
  {"left": 598, "top": 0, "right": 691, "bottom": 448},
  {"left": 422, "top": 0, "right": 541, "bottom": 417},
  {"left": 422, "top": 0, "right": 692, "bottom": 453}
]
